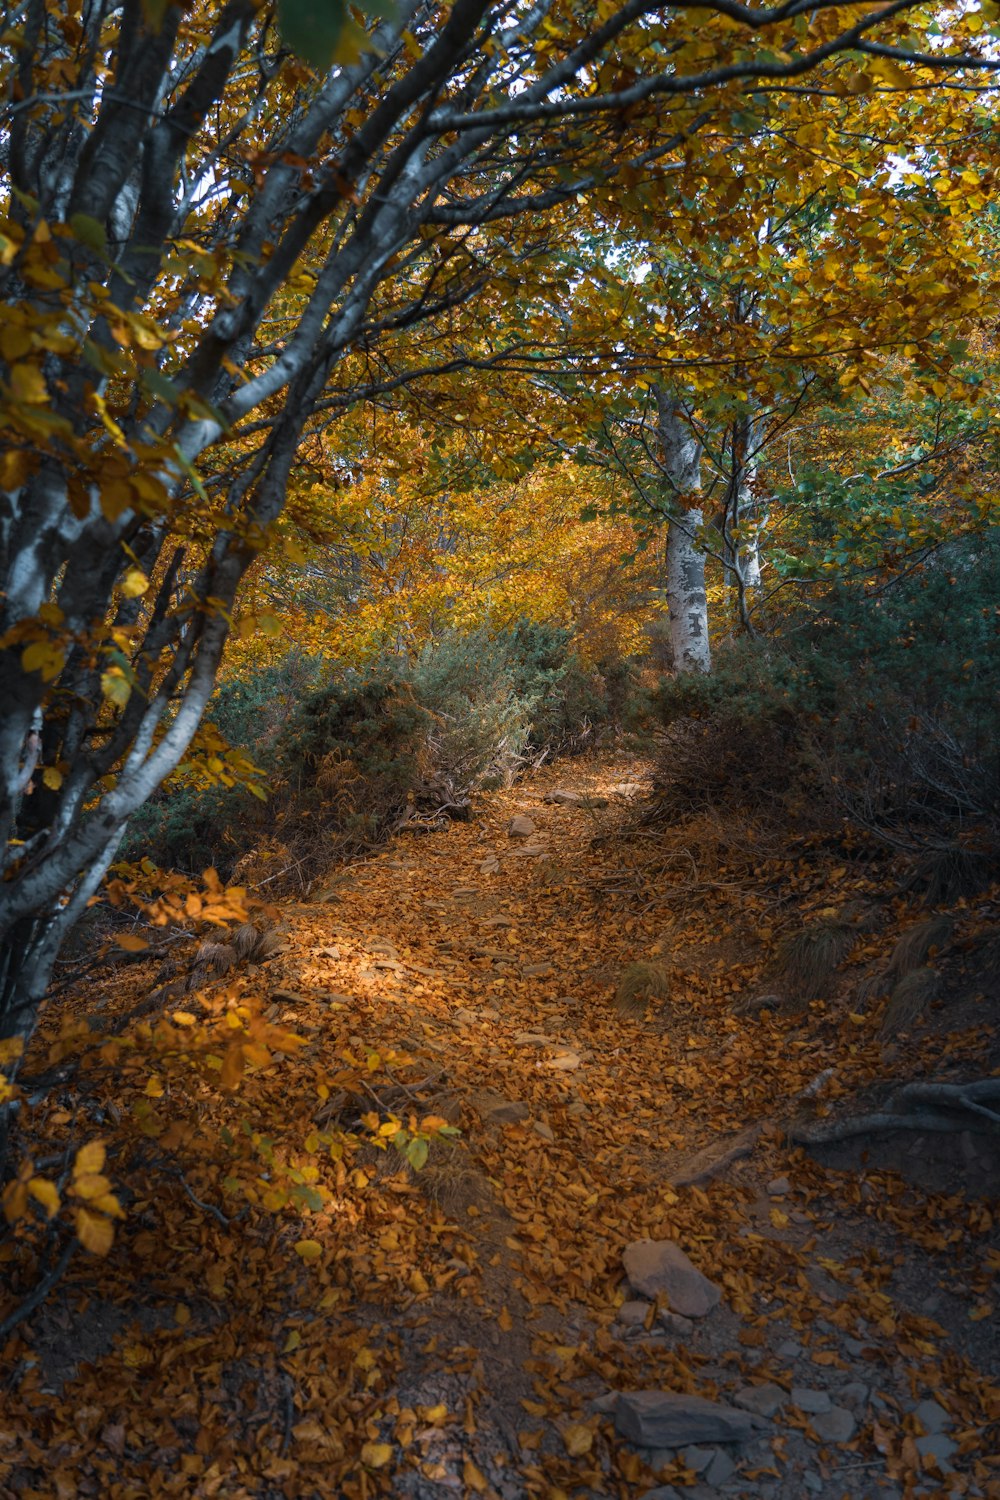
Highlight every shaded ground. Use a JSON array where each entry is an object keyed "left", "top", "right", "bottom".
[{"left": 2, "top": 753, "right": 998, "bottom": 1500}]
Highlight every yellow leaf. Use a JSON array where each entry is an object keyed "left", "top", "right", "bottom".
[
  {"left": 769, "top": 1208, "right": 789, "bottom": 1229},
  {"left": 283, "top": 1329, "right": 302, "bottom": 1353},
  {"left": 21, "top": 640, "right": 65, "bottom": 682},
  {"left": 171, "top": 1011, "right": 197, "bottom": 1027},
  {"left": 8, "top": 363, "right": 48, "bottom": 403},
  {"left": 95, "top": 1194, "right": 125, "bottom": 1222},
  {"left": 562, "top": 1423, "right": 594, "bottom": 1456},
  {"left": 360, "top": 1442, "right": 392, "bottom": 1469},
  {"left": 76, "top": 1206, "right": 114, "bottom": 1256},
  {"left": 144, "top": 1075, "right": 164, "bottom": 1098},
  {"left": 206, "top": 1265, "right": 226, "bottom": 1298},
  {"left": 101, "top": 667, "right": 131, "bottom": 706},
  {"left": 121, "top": 567, "right": 149, "bottom": 598},
  {"left": 294, "top": 1239, "right": 323, "bottom": 1262},
  {"left": 72, "top": 1172, "right": 113, "bottom": 1200},
  {"left": 970, "top": 1302, "right": 993, "bottom": 1322},
  {"left": 463, "top": 1458, "right": 489, "bottom": 1491},
  {"left": 175, "top": 1303, "right": 190, "bottom": 1325},
  {"left": 74, "top": 1141, "right": 106, "bottom": 1177},
  {"left": 28, "top": 1177, "right": 60, "bottom": 1217},
  {"left": 498, "top": 1306, "right": 513, "bottom": 1332},
  {"left": 41, "top": 766, "right": 63, "bottom": 790},
  {"left": 408, "top": 1268, "right": 429, "bottom": 1295}
]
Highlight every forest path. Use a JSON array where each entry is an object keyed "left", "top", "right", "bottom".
[{"left": 4, "top": 753, "right": 999, "bottom": 1500}]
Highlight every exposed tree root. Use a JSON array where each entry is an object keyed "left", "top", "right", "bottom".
[
  {"left": 672, "top": 1124, "right": 763, "bottom": 1186},
  {"left": 791, "top": 1079, "right": 1000, "bottom": 1145}
]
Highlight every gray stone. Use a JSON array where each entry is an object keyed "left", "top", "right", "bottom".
[
  {"left": 614, "top": 1392, "right": 755, "bottom": 1448},
  {"left": 810, "top": 1406, "right": 855, "bottom": 1443},
  {"left": 914, "top": 1398, "right": 952, "bottom": 1433},
  {"left": 658, "top": 1310, "right": 695, "bottom": 1336},
  {"left": 792, "top": 1386, "right": 832, "bottom": 1415},
  {"left": 838, "top": 1380, "right": 869, "bottom": 1411},
  {"left": 618, "top": 1300, "right": 652, "bottom": 1327},
  {"left": 776, "top": 1339, "right": 803, "bottom": 1359},
  {"left": 588, "top": 1391, "right": 619, "bottom": 1414},
  {"left": 622, "top": 1239, "right": 722, "bottom": 1318},
  {"left": 733, "top": 1383, "right": 786, "bottom": 1418},
  {"left": 767, "top": 1176, "right": 791, "bottom": 1196},
  {"left": 804, "top": 1474, "right": 824, "bottom": 1494},
  {"left": 842, "top": 1337, "right": 868, "bottom": 1356},
  {"left": 640, "top": 1490, "right": 682, "bottom": 1500},
  {"left": 916, "top": 1433, "right": 957, "bottom": 1470},
  {"left": 704, "top": 1448, "right": 736, "bottom": 1486},
  {"left": 508, "top": 815, "right": 536, "bottom": 837},
  {"left": 681, "top": 1446, "right": 712, "bottom": 1472}
]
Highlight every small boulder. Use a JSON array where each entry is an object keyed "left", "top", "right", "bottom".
[
  {"left": 623, "top": 1239, "right": 721, "bottom": 1318},
  {"left": 508, "top": 815, "right": 536, "bottom": 837},
  {"left": 614, "top": 1392, "right": 755, "bottom": 1447},
  {"left": 544, "top": 789, "right": 582, "bottom": 805}
]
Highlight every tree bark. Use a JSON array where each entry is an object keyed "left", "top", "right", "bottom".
[{"left": 655, "top": 389, "right": 710, "bottom": 674}]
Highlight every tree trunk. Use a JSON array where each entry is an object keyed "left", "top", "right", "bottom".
[{"left": 655, "top": 389, "right": 711, "bottom": 674}]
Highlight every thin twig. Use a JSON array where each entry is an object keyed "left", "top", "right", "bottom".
[{"left": 0, "top": 1240, "right": 76, "bottom": 1343}]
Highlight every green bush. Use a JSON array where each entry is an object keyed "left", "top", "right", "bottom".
[
  {"left": 125, "top": 622, "right": 627, "bottom": 882},
  {"left": 647, "top": 532, "right": 1000, "bottom": 894}
]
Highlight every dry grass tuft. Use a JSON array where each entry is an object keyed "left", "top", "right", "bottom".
[
  {"left": 915, "top": 844, "right": 993, "bottom": 906},
  {"left": 614, "top": 961, "right": 671, "bottom": 1014},
  {"left": 883, "top": 914, "right": 954, "bottom": 987},
  {"left": 771, "top": 920, "right": 857, "bottom": 1003},
  {"left": 880, "top": 966, "right": 942, "bottom": 1037}
]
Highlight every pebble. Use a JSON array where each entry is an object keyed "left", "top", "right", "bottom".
[
  {"left": 767, "top": 1176, "right": 791, "bottom": 1195},
  {"left": 704, "top": 1448, "right": 736, "bottom": 1486},
  {"left": 791, "top": 1387, "right": 832, "bottom": 1415},
  {"left": 916, "top": 1432, "right": 957, "bottom": 1470},
  {"left": 804, "top": 1475, "right": 824, "bottom": 1494},
  {"left": 507, "top": 815, "right": 536, "bottom": 837},
  {"left": 617, "top": 1300, "right": 651, "bottom": 1327},
  {"left": 810, "top": 1405, "right": 856, "bottom": 1443},
  {"left": 913, "top": 1398, "right": 952, "bottom": 1433},
  {"left": 776, "top": 1339, "right": 803, "bottom": 1360},
  {"left": 733, "top": 1383, "right": 787, "bottom": 1418},
  {"left": 838, "top": 1380, "right": 869, "bottom": 1411}
]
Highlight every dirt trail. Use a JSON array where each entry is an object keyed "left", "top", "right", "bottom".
[{"left": 3, "top": 754, "right": 998, "bottom": 1500}]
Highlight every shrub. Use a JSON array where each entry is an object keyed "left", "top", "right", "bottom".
[
  {"left": 646, "top": 532, "right": 1000, "bottom": 896},
  {"left": 126, "top": 622, "right": 627, "bottom": 884}
]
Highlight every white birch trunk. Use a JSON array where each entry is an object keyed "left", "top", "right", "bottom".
[{"left": 655, "top": 389, "right": 711, "bottom": 674}]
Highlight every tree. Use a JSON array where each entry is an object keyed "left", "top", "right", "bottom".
[{"left": 1, "top": 0, "right": 998, "bottom": 1055}]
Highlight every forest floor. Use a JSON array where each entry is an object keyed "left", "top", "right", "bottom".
[{"left": 2, "top": 751, "right": 999, "bottom": 1500}]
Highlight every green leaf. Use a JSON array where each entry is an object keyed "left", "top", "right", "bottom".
[
  {"left": 405, "top": 1136, "right": 429, "bottom": 1171},
  {"left": 68, "top": 213, "right": 107, "bottom": 256},
  {"left": 278, "top": 0, "right": 395, "bottom": 66}
]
